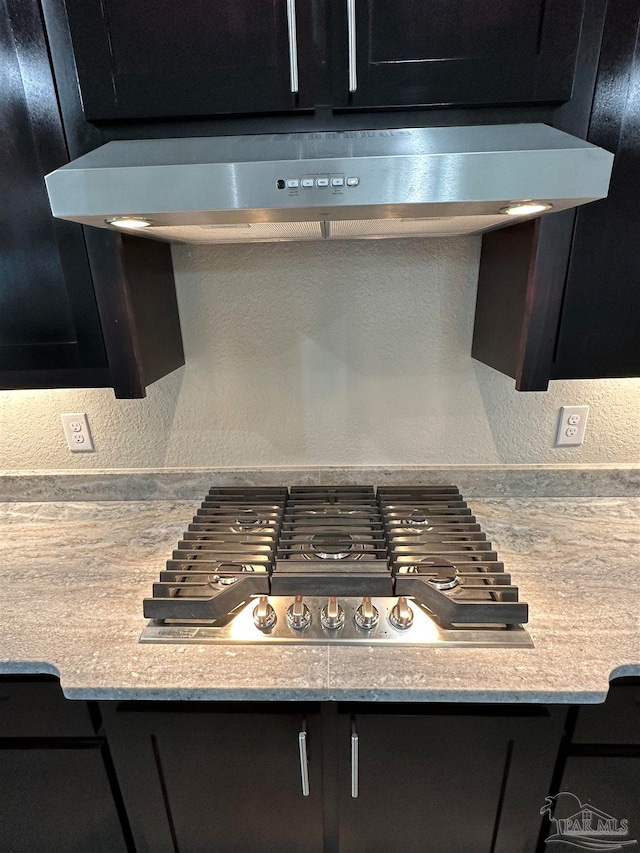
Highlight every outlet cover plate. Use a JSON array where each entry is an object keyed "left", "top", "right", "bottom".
[
  {"left": 556, "top": 405, "right": 589, "bottom": 446},
  {"left": 61, "top": 413, "right": 95, "bottom": 453}
]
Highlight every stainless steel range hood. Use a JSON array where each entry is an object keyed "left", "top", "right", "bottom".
[{"left": 45, "top": 124, "right": 614, "bottom": 244}]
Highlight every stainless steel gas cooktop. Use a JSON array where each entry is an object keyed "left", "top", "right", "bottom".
[{"left": 140, "top": 486, "right": 532, "bottom": 648}]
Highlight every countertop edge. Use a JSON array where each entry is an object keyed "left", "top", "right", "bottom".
[
  {"left": 0, "top": 660, "right": 632, "bottom": 705},
  {"left": 54, "top": 687, "right": 616, "bottom": 704}
]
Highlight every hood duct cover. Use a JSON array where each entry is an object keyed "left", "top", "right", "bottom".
[{"left": 45, "top": 124, "right": 614, "bottom": 244}]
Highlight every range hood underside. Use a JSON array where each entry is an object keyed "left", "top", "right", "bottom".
[{"left": 142, "top": 214, "right": 519, "bottom": 243}]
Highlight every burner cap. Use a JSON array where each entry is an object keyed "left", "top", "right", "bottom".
[
  {"left": 403, "top": 510, "right": 433, "bottom": 531},
  {"left": 209, "top": 575, "right": 238, "bottom": 587},
  {"left": 303, "top": 508, "right": 359, "bottom": 516},
  {"left": 310, "top": 531, "right": 354, "bottom": 560},
  {"left": 427, "top": 572, "right": 460, "bottom": 591},
  {"left": 231, "top": 510, "right": 264, "bottom": 533},
  {"left": 219, "top": 562, "right": 254, "bottom": 572},
  {"left": 209, "top": 562, "right": 255, "bottom": 585}
]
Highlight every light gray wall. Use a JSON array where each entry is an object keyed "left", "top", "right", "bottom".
[{"left": 1, "top": 237, "right": 639, "bottom": 469}]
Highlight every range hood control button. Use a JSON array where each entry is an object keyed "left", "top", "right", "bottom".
[
  {"left": 316, "top": 178, "right": 329, "bottom": 187},
  {"left": 287, "top": 595, "right": 311, "bottom": 630},
  {"left": 286, "top": 179, "right": 299, "bottom": 188},
  {"left": 331, "top": 178, "right": 344, "bottom": 187},
  {"left": 301, "top": 179, "right": 314, "bottom": 188},
  {"left": 354, "top": 597, "right": 379, "bottom": 630},
  {"left": 346, "top": 177, "right": 359, "bottom": 186}
]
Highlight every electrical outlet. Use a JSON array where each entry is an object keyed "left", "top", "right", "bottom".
[
  {"left": 61, "top": 413, "right": 95, "bottom": 453},
  {"left": 556, "top": 405, "right": 589, "bottom": 446}
]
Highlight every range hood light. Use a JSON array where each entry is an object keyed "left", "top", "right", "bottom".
[
  {"left": 502, "top": 201, "right": 553, "bottom": 216},
  {"left": 106, "top": 216, "right": 153, "bottom": 229}
]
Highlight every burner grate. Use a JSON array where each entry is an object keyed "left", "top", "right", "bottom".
[
  {"left": 272, "top": 486, "right": 392, "bottom": 595},
  {"left": 378, "top": 487, "right": 528, "bottom": 627},
  {"left": 143, "top": 485, "right": 528, "bottom": 630},
  {"left": 143, "top": 487, "right": 287, "bottom": 620}
]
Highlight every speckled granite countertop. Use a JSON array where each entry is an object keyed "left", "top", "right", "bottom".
[{"left": 1, "top": 495, "right": 639, "bottom": 703}]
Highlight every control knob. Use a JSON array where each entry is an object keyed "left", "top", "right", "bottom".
[
  {"left": 287, "top": 595, "right": 311, "bottom": 630},
  {"left": 354, "top": 597, "right": 379, "bottom": 630},
  {"left": 389, "top": 597, "right": 414, "bottom": 630},
  {"left": 253, "top": 596, "right": 277, "bottom": 631},
  {"left": 321, "top": 597, "right": 345, "bottom": 630}
]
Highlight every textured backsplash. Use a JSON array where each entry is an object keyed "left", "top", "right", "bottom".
[{"left": 1, "top": 237, "right": 639, "bottom": 469}]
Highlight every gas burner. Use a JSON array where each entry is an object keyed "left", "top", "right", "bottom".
[
  {"left": 230, "top": 510, "right": 270, "bottom": 533},
  {"left": 306, "top": 531, "right": 364, "bottom": 561},
  {"left": 300, "top": 508, "right": 364, "bottom": 517},
  {"left": 217, "top": 561, "right": 257, "bottom": 573},
  {"left": 208, "top": 575, "right": 238, "bottom": 587},
  {"left": 427, "top": 572, "right": 460, "bottom": 591},
  {"left": 207, "top": 563, "right": 259, "bottom": 586},
  {"left": 401, "top": 510, "right": 434, "bottom": 531},
  {"left": 400, "top": 559, "right": 461, "bottom": 590}
]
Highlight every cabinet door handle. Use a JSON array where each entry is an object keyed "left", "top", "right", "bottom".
[
  {"left": 347, "top": 0, "right": 357, "bottom": 92},
  {"left": 298, "top": 726, "right": 310, "bottom": 796},
  {"left": 350, "top": 722, "right": 359, "bottom": 798},
  {"left": 286, "top": 0, "right": 300, "bottom": 93}
]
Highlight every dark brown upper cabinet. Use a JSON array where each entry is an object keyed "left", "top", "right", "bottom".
[
  {"left": 472, "top": 0, "right": 640, "bottom": 390},
  {"left": 330, "top": 0, "right": 586, "bottom": 110},
  {"left": 63, "top": 0, "right": 316, "bottom": 121},
  {"left": 552, "top": 0, "right": 640, "bottom": 381},
  {"left": 0, "top": 0, "right": 184, "bottom": 398},
  {"left": 63, "top": 0, "right": 587, "bottom": 122},
  {"left": 0, "top": 0, "right": 108, "bottom": 390}
]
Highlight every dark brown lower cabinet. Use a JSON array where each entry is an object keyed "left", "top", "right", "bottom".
[
  {"left": 0, "top": 745, "right": 129, "bottom": 853},
  {"left": 101, "top": 703, "right": 325, "bottom": 853},
  {"left": 0, "top": 677, "right": 130, "bottom": 853},
  {"left": 335, "top": 706, "right": 566, "bottom": 853},
  {"left": 4, "top": 677, "right": 639, "bottom": 853},
  {"left": 540, "top": 680, "right": 640, "bottom": 849},
  {"left": 102, "top": 701, "right": 566, "bottom": 853},
  {"left": 543, "top": 756, "right": 640, "bottom": 850}
]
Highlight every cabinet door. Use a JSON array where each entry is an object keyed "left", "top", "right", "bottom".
[
  {"left": 331, "top": 0, "right": 585, "bottom": 109},
  {"left": 63, "top": 0, "right": 316, "bottom": 121},
  {"left": 543, "top": 756, "right": 640, "bottom": 849},
  {"left": 0, "top": 0, "right": 108, "bottom": 389},
  {"left": 0, "top": 746, "right": 129, "bottom": 853},
  {"left": 572, "top": 681, "right": 640, "bottom": 745},
  {"left": 103, "top": 704, "right": 325, "bottom": 853},
  {"left": 337, "top": 707, "right": 565, "bottom": 853},
  {"left": 0, "top": 676, "right": 94, "bottom": 737},
  {"left": 553, "top": 0, "right": 640, "bottom": 381}
]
